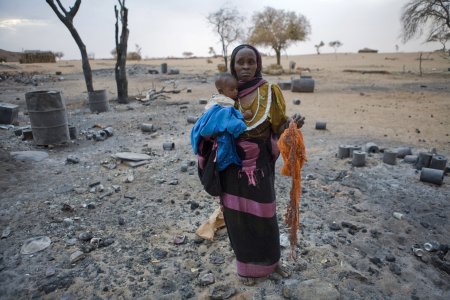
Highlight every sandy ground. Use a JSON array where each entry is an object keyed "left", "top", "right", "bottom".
[{"left": 0, "top": 52, "right": 450, "bottom": 299}]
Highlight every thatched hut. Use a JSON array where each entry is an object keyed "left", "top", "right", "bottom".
[
  {"left": 358, "top": 48, "right": 378, "bottom": 53},
  {"left": 20, "top": 50, "right": 56, "bottom": 63}
]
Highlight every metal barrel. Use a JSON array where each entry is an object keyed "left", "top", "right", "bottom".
[
  {"left": 88, "top": 89, "right": 109, "bottom": 113},
  {"left": 291, "top": 77, "right": 315, "bottom": 93},
  {"left": 25, "top": 90, "right": 70, "bottom": 145},
  {"left": 161, "top": 63, "right": 168, "bottom": 74},
  {"left": 315, "top": 121, "right": 327, "bottom": 130}
]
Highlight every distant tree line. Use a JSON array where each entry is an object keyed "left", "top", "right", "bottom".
[{"left": 207, "top": 1, "right": 450, "bottom": 69}]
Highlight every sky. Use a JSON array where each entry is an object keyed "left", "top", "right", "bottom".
[{"left": 0, "top": 0, "right": 443, "bottom": 60}]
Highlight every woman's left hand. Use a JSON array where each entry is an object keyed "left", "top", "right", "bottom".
[{"left": 291, "top": 113, "right": 305, "bottom": 128}]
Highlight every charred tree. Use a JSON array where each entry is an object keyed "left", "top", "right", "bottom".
[
  {"left": 115, "top": 0, "right": 129, "bottom": 104},
  {"left": 46, "top": 0, "right": 94, "bottom": 93}
]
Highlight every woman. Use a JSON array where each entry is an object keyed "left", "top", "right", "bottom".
[{"left": 220, "top": 44, "right": 304, "bottom": 284}]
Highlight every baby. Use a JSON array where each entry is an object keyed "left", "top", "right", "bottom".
[
  {"left": 204, "top": 73, "right": 238, "bottom": 110},
  {"left": 191, "top": 73, "right": 247, "bottom": 173}
]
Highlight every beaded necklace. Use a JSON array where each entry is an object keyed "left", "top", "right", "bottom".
[{"left": 238, "top": 87, "right": 261, "bottom": 124}]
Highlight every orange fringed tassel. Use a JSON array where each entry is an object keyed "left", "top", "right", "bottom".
[{"left": 277, "top": 121, "right": 307, "bottom": 260}]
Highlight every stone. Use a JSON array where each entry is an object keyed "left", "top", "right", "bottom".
[
  {"left": 45, "top": 265, "right": 56, "bottom": 277},
  {"left": 209, "top": 285, "right": 236, "bottom": 300},
  {"left": 173, "top": 235, "right": 186, "bottom": 245},
  {"left": 70, "top": 250, "right": 85, "bottom": 263},
  {"left": 10, "top": 151, "right": 48, "bottom": 162},
  {"left": 21, "top": 236, "right": 51, "bottom": 254},
  {"left": 66, "top": 156, "right": 80, "bottom": 164},
  {"left": 168, "top": 179, "right": 179, "bottom": 185},
  {"left": 369, "top": 257, "right": 383, "bottom": 268},
  {"left": 153, "top": 248, "right": 168, "bottom": 259},
  {"left": 1, "top": 226, "right": 11, "bottom": 239},
  {"left": 63, "top": 218, "right": 74, "bottom": 227},
  {"left": 329, "top": 222, "right": 342, "bottom": 231},
  {"left": 114, "top": 152, "right": 151, "bottom": 161},
  {"left": 280, "top": 233, "right": 290, "bottom": 248},
  {"left": 61, "top": 203, "right": 75, "bottom": 212},
  {"left": 78, "top": 231, "right": 93, "bottom": 241},
  {"left": 385, "top": 254, "right": 396, "bottom": 262},
  {"left": 389, "top": 263, "right": 402, "bottom": 275},
  {"left": 199, "top": 272, "right": 215, "bottom": 286}
]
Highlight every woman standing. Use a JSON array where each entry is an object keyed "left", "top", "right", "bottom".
[{"left": 220, "top": 44, "right": 304, "bottom": 284}]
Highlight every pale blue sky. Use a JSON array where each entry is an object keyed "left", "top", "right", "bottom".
[{"left": 0, "top": 0, "right": 442, "bottom": 59}]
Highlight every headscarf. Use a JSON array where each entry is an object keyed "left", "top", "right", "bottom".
[{"left": 230, "top": 44, "right": 267, "bottom": 98}]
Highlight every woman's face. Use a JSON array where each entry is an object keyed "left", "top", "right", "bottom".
[{"left": 234, "top": 48, "right": 258, "bottom": 82}]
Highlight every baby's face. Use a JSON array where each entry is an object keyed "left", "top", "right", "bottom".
[{"left": 222, "top": 79, "right": 238, "bottom": 99}]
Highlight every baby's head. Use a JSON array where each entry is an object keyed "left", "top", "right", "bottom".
[{"left": 215, "top": 73, "right": 238, "bottom": 100}]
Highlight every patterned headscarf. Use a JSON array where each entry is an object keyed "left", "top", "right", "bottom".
[{"left": 230, "top": 44, "right": 267, "bottom": 98}]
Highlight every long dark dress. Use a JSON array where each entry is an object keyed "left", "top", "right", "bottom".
[{"left": 220, "top": 83, "right": 288, "bottom": 277}]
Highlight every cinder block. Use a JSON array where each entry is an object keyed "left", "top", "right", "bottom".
[
  {"left": 278, "top": 81, "right": 291, "bottom": 90},
  {"left": 0, "top": 102, "right": 19, "bottom": 124}
]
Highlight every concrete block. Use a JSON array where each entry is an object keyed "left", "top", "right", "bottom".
[{"left": 0, "top": 102, "right": 19, "bottom": 124}]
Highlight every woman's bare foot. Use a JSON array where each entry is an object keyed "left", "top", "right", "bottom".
[{"left": 275, "top": 263, "right": 291, "bottom": 278}]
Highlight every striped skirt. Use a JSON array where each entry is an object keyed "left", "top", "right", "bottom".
[{"left": 220, "top": 136, "right": 281, "bottom": 278}]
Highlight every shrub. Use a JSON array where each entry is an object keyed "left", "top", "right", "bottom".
[{"left": 127, "top": 52, "right": 142, "bottom": 61}]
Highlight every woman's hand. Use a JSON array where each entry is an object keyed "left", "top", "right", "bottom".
[{"left": 291, "top": 113, "right": 305, "bottom": 128}]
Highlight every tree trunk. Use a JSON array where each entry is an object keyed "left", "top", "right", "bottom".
[
  {"left": 67, "top": 24, "right": 94, "bottom": 93},
  {"left": 275, "top": 48, "right": 281, "bottom": 65},
  {"left": 115, "top": 1, "right": 129, "bottom": 104},
  {"left": 221, "top": 37, "right": 228, "bottom": 72},
  {"left": 419, "top": 52, "right": 423, "bottom": 77},
  {"left": 46, "top": 0, "right": 94, "bottom": 93}
]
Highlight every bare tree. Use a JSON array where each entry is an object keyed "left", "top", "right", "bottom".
[
  {"left": 182, "top": 51, "right": 194, "bottom": 58},
  {"left": 426, "top": 25, "right": 450, "bottom": 52},
  {"left": 207, "top": 6, "right": 244, "bottom": 72},
  {"left": 54, "top": 51, "right": 64, "bottom": 61},
  {"left": 400, "top": 0, "right": 450, "bottom": 43},
  {"left": 46, "top": 0, "right": 94, "bottom": 92},
  {"left": 329, "top": 40, "right": 343, "bottom": 53},
  {"left": 248, "top": 7, "right": 311, "bottom": 65},
  {"left": 208, "top": 46, "right": 217, "bottom": 57},
  {"left": 314, "top": 41, "right": 325, "bottom": 55},
  {"left": 115, "top": 0, "right": 129, "bottom": 104}
]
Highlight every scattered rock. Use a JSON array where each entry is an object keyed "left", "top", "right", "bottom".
[
  {"left": 78, "top": 231, "right": 93, "bottom": 242},
  {"left": 1, "top": 226, "right": 11, "bottom": 239},
  {"left": 114, "top": 152, "right": 151, "bottom": 161},
  {"left": 329, "top": 222, "right": 342, "bottom": 231},
  {"left": 389, "top": 263, "right": 402, "bottom": 275},
  {"left": 199, "top": 272, "right": 215, "bottom": 286},
  {"left": 369, "top": 257, "right": 383, "bottom": 268},
  {"left": 385, "top": 254, "right": 396, "bottom": 262},
  {"left": 21, "top": 236, "right": 51, "bottom": 254},
  {"left": 209, "top": 285, "right": 236, "bottom": 300},
  {"left": 70, "top": 250, "right": 85, "bottom": 263},
  {"left": 10, "top": 151, "right": 49, "bottom": 162},
  {"left": 153, "top": 248, "right": 168, "bottom": 260},
  {"left": 61, "top": 203, "right": 75, "bottom": 212},
  {"left": 66, "top": 156, "right": 80, "bottom": 164}
]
